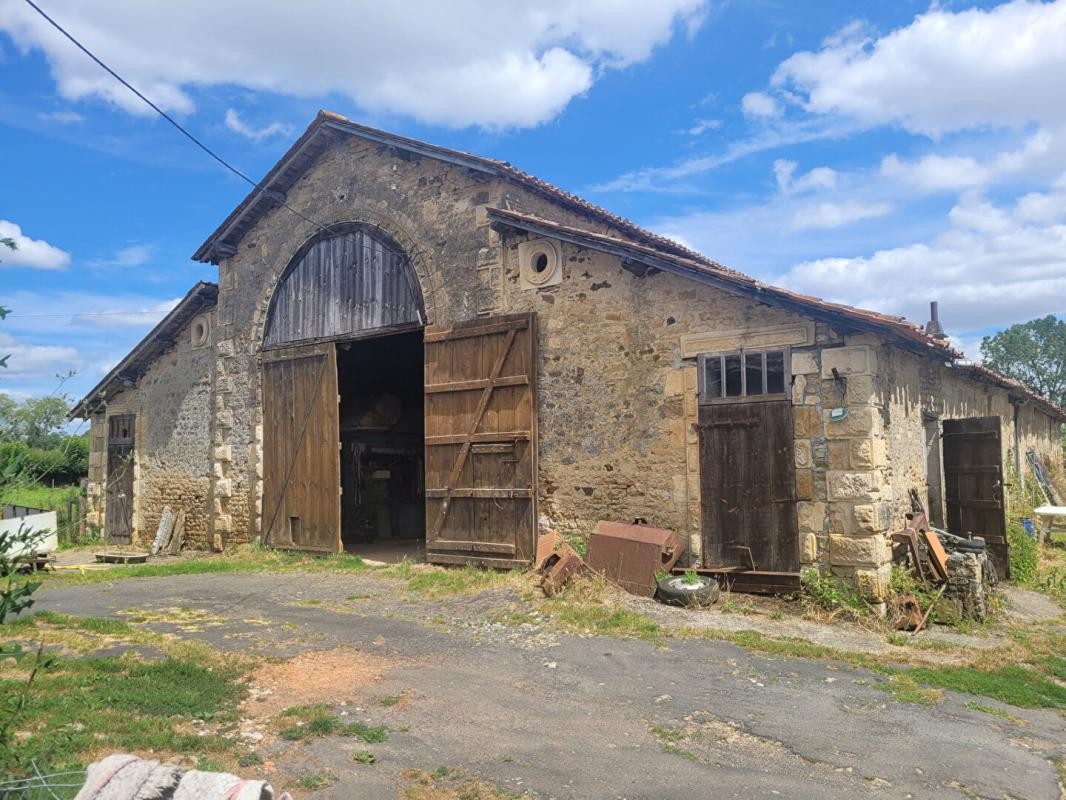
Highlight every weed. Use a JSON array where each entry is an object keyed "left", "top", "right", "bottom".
[
  {"left": 353, "top": 750, "right": 378, "bottom": 764},
  {"left": 237, "top": 752, "right": 263, "bottom": 768},
  {"left": 376, "top": 691, "right": 406, "bottom": 707},
  {"left": 547, "top": 601, "right": 663, "bottom": 642},
  {"left": 277, "top": 707, "right": 388, "bottom": 742},
  {"left": 405, "top": 565, "right": 507, "bottom": 596},
  {"left": 649, "top": 725, "right": 686, "bottom": 743},
  {"left": 1008, "top": 519, "right": 1039, "bottom": 585},
  {"left": 292, "top": 771, "right": 336, "bottom": 790},
  {"left": 660, "top": 744, "right": 699, "bottom": 760},
  {"left": 801, "top": 568, "right": 867, "bottom": 614},
  {"left": 875, "top": 675, "right": 943, "bottom": 705},
  {"left": 964, "top": 701, "right": 1025, "bottom": 724}
]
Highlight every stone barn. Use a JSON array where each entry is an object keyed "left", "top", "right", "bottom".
[{"left": 72, "top": 111, "right": 1065, "bottom": 599}]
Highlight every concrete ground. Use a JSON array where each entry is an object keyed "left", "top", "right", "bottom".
[{"left": 37, "top": 572, "right": 1066, "bottom": 800}]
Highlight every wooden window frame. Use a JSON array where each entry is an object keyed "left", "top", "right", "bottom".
[{"left": 697, "top": 346, "right": 791, "bottom": 405}]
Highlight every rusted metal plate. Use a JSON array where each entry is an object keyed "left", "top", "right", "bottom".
[
  {"left": 586, "top": 520, "right": 686, "bottom": 597},
  {"left": 534, "top": 531, "right": 566, "bottom": 572}
]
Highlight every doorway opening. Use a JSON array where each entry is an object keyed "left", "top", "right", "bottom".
[{"left": 337, "top": 329, "right": 425, "bottom": 563}]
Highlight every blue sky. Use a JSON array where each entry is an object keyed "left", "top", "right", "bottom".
[{"left": 1, "top": 0, "right": 1064, "bottom": 404}]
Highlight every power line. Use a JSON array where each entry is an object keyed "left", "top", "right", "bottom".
[
  {"left": 21, "top": 0, "right": 334, "bottom": 241},
  {"left": 8, "top": 310, "right": 169, "bottom": 319}
]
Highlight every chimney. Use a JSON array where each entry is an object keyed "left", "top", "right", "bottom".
[{"left": 925, "top": 301, "right": 947, "bottom": 340}]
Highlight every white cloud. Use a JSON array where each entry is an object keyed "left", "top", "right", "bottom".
[
  {"left": 0, "top": 220, "right": 70, "bottom": 269},
  {"left": 774, "top": 159, "right": 837, "bottom": 194},
  {"left": 224, "top": 109, "right": 293, "bottom": 142},
  {"left": 741, "top": 91, "right": 780, "bottom": 118},
  {"left": 879, "top": 128, "right": 1066, "bottom": 193},
  {"left": 3, "top": 291, "right": 181, "bottom": 333},
  {"left": 0, "top": 331, "right": 81, "bottom": 379},
  {"left": 778, "top": 186, "right": 1066, "bottom": 344},
  {"left": 89, "top": 244, "right": 155, "bottom": 269},
  {"left": 37, "top": 109, "right": 83, "bottom": 124},
  {"left": 0, "top": 0, "right": 706, "bottom": 129},
  {"left": 686, "top": 118, "right": 721, "bottom": 136},
  {"left": 770, "top": 0, "right": 1066, "bottom": 137},
  {"left": 791, "top": 200, "right": 892, "bottom": 230}
]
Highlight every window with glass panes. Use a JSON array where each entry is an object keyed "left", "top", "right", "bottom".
[{"left": 698, "top": 348, "right": 790, "bottom": 403}]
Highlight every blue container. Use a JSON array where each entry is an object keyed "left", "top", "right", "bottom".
[{"left": 1020, "top": 518, "right": 1035, "bottom": 538}]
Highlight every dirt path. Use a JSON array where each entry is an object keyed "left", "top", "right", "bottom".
[{"left": 37, "top": 572, "right": 1066, "bottom": 799}]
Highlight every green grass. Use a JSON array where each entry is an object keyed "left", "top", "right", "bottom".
[
  {"left": 353, "top": 750, "right": 378, "bottom": 765},
  {"left": 874, "top": 675, "right": 944, "bottom": 705},
  {"left": 403, "top": 565, "right": 508, "bottom": 596},
  {"left": 964, "top": 701, "right": 1025, "bottom": 724},
  {"left": 548, "top": 602, "right": 664, "bottom": 641},
  {"left": 276, "top": 705, "right": 388, "bottom": 743},
  {"left": 649, "top": 725, "right": 686, "bottom": 743},
  {"left": 292, "top": 772, "right": 336, "bottom": 790},
  {"left": 0, "top": 648, "right": 245, "bottom": 776},
  {"left": 41, "top": 546, "right": 373, "bottom": 585},
  {"left": 0, "top": 482, "right": 91, "bottom": 547},
  {"left": 905, "top": 665, "right": 1066, "bottom": 709},
  {"left": 660, "top": 744, "right": 699, "bottom": 760}
]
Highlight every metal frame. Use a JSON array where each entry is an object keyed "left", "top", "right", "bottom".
[{"left": 697, "top": 346, "right": 792, "bottom": 405}]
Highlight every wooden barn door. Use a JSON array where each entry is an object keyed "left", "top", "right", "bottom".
[
  {"left": 261, "top": 343, "right": 341, "bottom": 553},
  {"left": 423, "top": 313, "right": 537, "bottom": 567},
  {"left": 105, "top": 414, "right": 135, "bottom": 545},
  {"left": 943, "top": 416, "right": 1008, "bottom": 577},
  {"left": 698, "top": 401, "right": 799, "bottom": 572}
]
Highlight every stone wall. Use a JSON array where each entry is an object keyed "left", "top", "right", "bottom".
[
  {"left": 84, "top": 310, "right": 216, "bottom": 547},
  {"left": 880, "top": 346, "right": 1064, "bottom": 530}
]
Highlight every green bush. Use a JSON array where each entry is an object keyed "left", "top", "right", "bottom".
[
  {"left": 1008, "top": 518, "right": 1039, "bottom": 585},
  {"left": 801, "top": 568, "right": 867, "bottom": 613},
  {"left": 0, "top": 435, "right": 88, "bottom": 486}
]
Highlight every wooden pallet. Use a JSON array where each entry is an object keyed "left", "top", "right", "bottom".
[{"left": 94, "top": 551, "right": 150, "bottom": 564}]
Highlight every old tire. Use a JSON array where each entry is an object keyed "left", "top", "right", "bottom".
[{"left": 655, "top": 574, "right": 720, "bottom": 607}]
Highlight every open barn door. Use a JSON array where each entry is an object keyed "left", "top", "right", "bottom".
[
  {"left": 423, "top": 313, "right": 537, "bottom": 567},
  {"left": 261, "top": 343, "right": 341, "bottom": 553},
  {"left": 943, "top": 416, "right": 1008, "bottom": 578}
]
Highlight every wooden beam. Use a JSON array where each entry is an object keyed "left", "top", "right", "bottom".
[{"left": 425, "top": 375, "right": 528, "bottom": 394}]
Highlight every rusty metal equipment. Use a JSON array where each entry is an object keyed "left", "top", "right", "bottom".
[{"left": 586, "top": 520, "right": 686, "bottom": 597}]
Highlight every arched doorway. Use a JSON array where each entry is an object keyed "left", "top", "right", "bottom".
[{"left": 261, "top": 224, "right": 426, "bottom": 557}]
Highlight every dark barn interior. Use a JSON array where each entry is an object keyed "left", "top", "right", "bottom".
[{"left": 337, "top": 330, "right": 425, "bottom": 555}]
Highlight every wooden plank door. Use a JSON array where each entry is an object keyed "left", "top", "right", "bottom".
[
  {"left": 105, "top": 414, "right": 135, "bottom": 545},
  {"left": 698, "top": 400, "right": 799, "bottom": 572},
  {"left": 423, "top": 313, "right": 537, "bottom": 567},
  {"left": 261, "top": 343, "right": 341, "bottom": 553},
  {"left": 943, "top": 416, "right": 1008, "bottom": 577}
]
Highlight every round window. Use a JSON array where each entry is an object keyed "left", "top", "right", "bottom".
[{"left": 531, "top": 252, "right": 549, "bottom": 274}]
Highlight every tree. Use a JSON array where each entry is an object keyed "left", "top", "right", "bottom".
[
  {"left": 981, "top": 315, "right": 1066, "bottom": 408},
  {"left": 0, "top": 395, "right": 71, "bottom": 449}
]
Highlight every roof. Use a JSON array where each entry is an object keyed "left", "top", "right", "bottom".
[
  {"left": 953, "top": 362, "right": 1066, "bottom": 422},
  {"left": 70, "top": 282, "right": 218, "bottom": 419},
  {"left": 486, "top": 207, "right": 960, "bottom": 360},
  {"left": 193, "top": 110, "right": 716, "bottom": 266},
  {"left": 189, "top": 112, "right": 1063, "bottom": 419}
]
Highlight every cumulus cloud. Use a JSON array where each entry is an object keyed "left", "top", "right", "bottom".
[
  {"left": 770, "top": 0, "right": 1066, "bottom": 137},
  {"left": 0, "top": 331, "right": 81, "bottom": 379},
  {"left": 741, "top": 91, "right": 780, "bottom": 118},
  {"left": 774, "top": 159, "right": 837, "bottom": 194},
  {"left": 0, "top": 220, "right": 70, "bottom": 269},
  {"left": 778, "top": 186, "right": 1066, "bottom": 344},
  {"left": 0, "top": 0, "right": 706, "bottom": 129},
  {"left": 224, "top": 109, "right": 293, "bottom": 141},
  {"left": 791, "top": 200, "right": 892, "bottom": 230}
]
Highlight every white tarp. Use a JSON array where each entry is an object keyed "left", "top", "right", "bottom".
[{"left": 1, "top": 510, "right": 58, "bottom": 557}]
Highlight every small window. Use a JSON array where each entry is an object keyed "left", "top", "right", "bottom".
[{"left": 699, "top": 348, "right": 790, "bottom": 403}]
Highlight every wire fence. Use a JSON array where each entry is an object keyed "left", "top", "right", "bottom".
[{"left": 0, "top": 762, "right": 84, "bottom": 800}]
